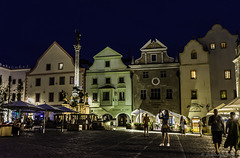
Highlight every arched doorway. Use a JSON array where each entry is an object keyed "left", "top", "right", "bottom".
[
  {"left": 102, "top": 114, "right": 113, "bottom": 122},
  {"left": 117, "top": 113, "right": 130, "bottom": 126}
]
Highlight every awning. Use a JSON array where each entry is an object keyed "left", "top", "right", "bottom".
[
  {"left": 54, "top": 105, "right": 78, "bottom": 113},
  {"left": 131, "top": 108, "right": 155, "bottom": 117}
]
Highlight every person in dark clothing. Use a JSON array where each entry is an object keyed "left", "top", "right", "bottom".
[
  {"left": 208, "top": 109, "right": 226, "bottom": 155},
  {"left": 159, "top": 110, "right": 170, "bottom": 147}
]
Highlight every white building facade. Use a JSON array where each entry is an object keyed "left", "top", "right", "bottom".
[{"left": 86, "top": 47, "right": 132, "bottom": 126}]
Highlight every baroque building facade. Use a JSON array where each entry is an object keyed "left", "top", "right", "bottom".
[
  {"left": 86, "top": 47, "right": 132, "bottom": 126},
  {"left": 26, "top": 41, "right": 85, "bottom": 112},
  {"left": 129, "top": 39, "right": 180, "bottom": 123}
]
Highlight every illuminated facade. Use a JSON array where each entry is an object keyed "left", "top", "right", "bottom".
[
  {"left": 86, "top": 47, "right": 132, "bottom": 126},
  {"left": 180, "top": 40, "right": 211, "bottom": 121},
  {"left": 130, "top": 39, "right": 180, "bottom": 122},
  {"left": 26, "top": 41, "right": 85, "bottom": 112}
]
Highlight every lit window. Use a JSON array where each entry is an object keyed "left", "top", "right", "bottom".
[
  {"left": 224, "top": 70, "right": 231, "bottom": 79},
  {"left": 220, "top": 90, "right": 227, "bottom": 100},
  {"left": 191, "top": 70, "right": 197, "bottom": 79},
  {"left": 210, "top": 43, "right": 216, "bottom": 50},
  {"left": 105, "top": 61, "right": 110, "bottom": 67},
  {"left": 191, "top": 90, "right": 197, "bottom": 99},
  {"left": 151, "top": 54, "right": 157, "bottom": 62},
  {"left": 191, "top": 50, "right": 197, "bottom": 59},
  {"left": 143, "top": 72, "right": 148, "bottom": 78},
  {"left": 58, "top": 63, "right": 63, "bottom": 70},
  {"left": 221, "top": 42, "right": 226, "bottom": 49},
  {"left": 141, "top": 90, "right": 146, "bottom": 100}
]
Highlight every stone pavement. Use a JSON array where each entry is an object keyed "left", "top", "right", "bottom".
[{"left": 0, "top": 129, "right": 239, "bottom": 158}]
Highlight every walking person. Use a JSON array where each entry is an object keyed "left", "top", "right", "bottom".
[
  {"left": 180, "top": 116, "right": 186, "bottom": 136},
  {"left": 159, "top": 110, "right": 170, "bottom": 147},
  {"left": 224, "top": 112, "right": 240, "bottom": 156},
  {"left": 199, "top": 118, "right": 203, "bottom": 137},
  {"left": 143, "top": 114, "right": 150, "bottom": 137},
  {"left": 208, "top": 109, "right": 226, "bottom": 155}
]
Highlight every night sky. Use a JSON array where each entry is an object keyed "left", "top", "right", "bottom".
[{"left": 1, "top": 0, "right": 240, "bottom": 68}]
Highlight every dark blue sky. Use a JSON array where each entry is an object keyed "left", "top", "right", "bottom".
[{"left": 1, "top": 0, "right": 240, "bottom": 68}]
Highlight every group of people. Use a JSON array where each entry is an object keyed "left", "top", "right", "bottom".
[
  {"left": 142, "top": 108, "right": 240, "bottom": 156},
  {"left": 209, "top": 109, "right": 240, "bottom": 156}
]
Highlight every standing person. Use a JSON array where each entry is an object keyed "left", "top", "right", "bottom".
[
  {"left": 159, "top": 110, "right": 170, "bottom": 147},
  {"left": 85, "top": 118, "right": 88, "bottom": 130},
  {"left": 143, "top": 114, "right": 150, "bottom": 137},
  {"left": 180, "top": 116, "right": 186, "bottom": 136},
  {"left": 199, "top": 118, "right": 203, "bottom": 137},
  {"left": 224, "top": 112, "right": 240, "bottom": 156},
  {"left": 208, "top": 109, "right": 226, "bottom": 155}
]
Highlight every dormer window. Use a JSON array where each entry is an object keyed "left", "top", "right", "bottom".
[
  {"left": 210, "top": 43, "right": 216, "bottom": 50},
  {"left": 221, "top": 42, "right": 227, "bottom": 49},
  {"left": 151, "top": 54, "right": 157, "bottom": 62},
  {"left": 58, "top": 63, "right": 63, "bottom": 70},
  {"left": 105, "top": 61, "right": 110, "bottom": 67},
  {"left": 191, "top": 51, "right": 197, "bottom": 59}
]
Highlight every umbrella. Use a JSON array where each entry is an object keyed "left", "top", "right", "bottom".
[
  {"left": 54, "top": 105, "right": 78, "bottom": 113},
  {"left": 3, "top": 101, "right": 44, "bottom": 111},
  {"left": 131, "top": 108, "right": 155, "bottom": 117},
  {"left": 37, "top": 104, "right": 64, "bottom": 133}
]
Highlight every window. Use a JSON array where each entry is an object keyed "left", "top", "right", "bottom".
[
  {"left": 143, "top": 72, "right": 148, "bottom": 78},
  {"left": 221, "top": 42, "right": 227, "bottom": 49},
  {"left": 12, "top": 93, "right": 16, "bottom": 101},
  {"left": 93, "top": 93, "right": 98, "bottom": 101},
  {"left": 106, "top": 78, "right": 110, "bottom": 84},
  {"left": 18, "top": 79, "right": 22, "bottom": 84},
  {"left": 12, "top": 79, "right": 16, "bottom": 84},
  {"left": 59, "top": 92, "right": 64, "bottom": 101},
  {"left": 191, "top": 70, "right": 197, "bottom": 79},
  {"left": 191, "top": 90, "right": 197, "bottom": 99},
  {"left": 36, "top": 78, "right": 41, "bottom": 86},
  {"left": 59, "top": 77, "right": 65, "bottom": 85},
  {"left": 103, "top": 92, "right": 109, "bottom": 101},
  {"left": 119, "top": 77, "right": 124, "bottom": 83},
  {"left": 49, "top": 77, "right": 55, "bottom": 85},
  {"left": 93, "top": 78, "right": 98, "bottom": 85},
  {"left": 191, "top": 51, "right": 197, "bottom": 59},
  {"left": 46, "top": 64, "right": 51, "bottom": 71},
  {"left": 119, "top": 92, "right": 125, "bottom": 101},
  {"left": 49, "top": 92, "right": 54, "bottom": 102},
  {"left": 70, "top": 76, "right": 74, "bottom": 84},
  {"left": 161, "top": 71, "right": 166, "bottom": 78},
  {"left": 151, "top": 54, "right": 157, "bottom": 62},
  {"left": 105, "top": 61, "right": 110, "bottom": 67},
  {"left": 151, "top": 89, "right": 160, "bottom": 99},
  {"left": 0, "top": 75, "right": 2, "bottom": 85},
  {"left": 166, "top": 89, "right": 172, "bottom": 99},
  {"left": 3, "top": 93, "right": 7, "bottom": 101},
  {"left": 224, "top": 70, "right": 231, "bottom": 79},
  {"left": 141, "top": 90, "right": 146, "bottom": 100},
  {"left": 210, "top": 43, "right": 216, "bottom": 50},
  {"left": 58, "top": 63, "right": 64, "bottom": 70},
  {"left": 220, "top": 90, "right": 227, "bottom": 100},
  {"left": 35, "top": 93, "right": 40, "bottom": 102}
]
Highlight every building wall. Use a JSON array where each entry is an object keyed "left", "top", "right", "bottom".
[
  {"left": 198, "top": 24, "right": 238, "bottom": 108},
  {"left": 130, "top": 39, "right": 180, "bottom": 116},
  {"left": 180, "top": 40, "right": 211, "bottom": 119},
  {"left": 86, "top": 47, "right": 132, "bottom": 123},
  {"left": 26, "top": 41, "right": 85, "bottom": 106}
]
